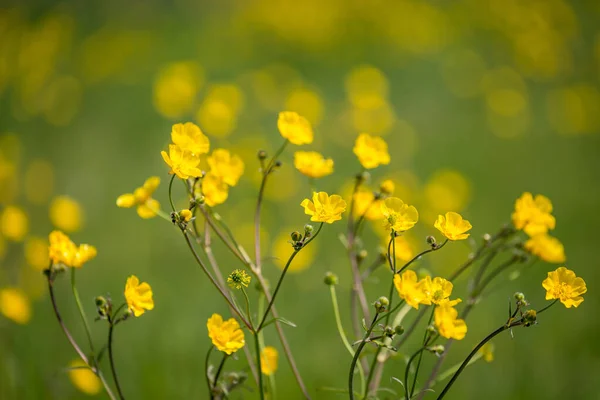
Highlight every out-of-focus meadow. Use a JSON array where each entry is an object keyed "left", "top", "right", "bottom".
[{"left": 1, "top": 0, "right": 599, "bottom": 398}]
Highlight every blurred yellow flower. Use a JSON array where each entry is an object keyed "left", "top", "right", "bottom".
[
  {"left": 423, "top": 169, "right": 471, "bottom": 216},
  {"left": 542, "top": 266, "right": 586, "bottom": 308},
  {"left": 261, "top": 346, "right": 279, "bottom": 376},
  {"left": 277, "top": 111, "right": 314, "bottom": 145},
  {"left": 284, "top": 88, "right": 324, "bottom": 126},
  {"left": 48, "top": 231, "right": 97, "bottom": 268},
  {"left": 390, "top": 235, "right": 414, "bottom": 263},
  {"left": 381, "top": 197, "right": 418, "bottom": 232},
  {"left": 479, "top": 343, "right": 494, "bottom": 363},
  {"left": 379, "top": 179, "right": 395, "bottom": 196},
  {"left": 352, "top": 190, "right": 383, "bottom": 221},
  {"left": 161, "top": 144, "right": 202, "bottom": 179},
  {"left": 0, "top": 287, "right": 31, "bottom": 324},
  {"left": 153, "top": 61, "right": 203, "bottom": 119},
  {"left": 0, "top": 205, "right": 28, "bottom": 241},
  {"left": 207, "top": 149, "right": 244, "bottom": 186},
  {"left": 68, "top": 359, "right": 101, "bottom": 395},
  {"left": 49, "top": 196, "right": 83, "bottom": 233},
  {"left": 301, "top": 191, "right": 347, "bottom": 224},
  {"left": 353, "top": 133, "right": 390, "bottom": 169},
  {"left": 200, "top": 173, "right": 229, "bottom": 207},
  {"left": 124, "top": 275, "right": 154, "bottom": 317},
  {"left": 25, "top": 236, "right": 49, "bottom": 270},
  {"left": 171, "top": 122, "right": 210, "bottom": 156},
  {"left": 524, "top": 234, "right": 566, "bottom": 264},
  {"left": 24, "top": 159, "right": 54, "bottom": 205},
  {"left": 180, "top": 209, "right": 192, "bottom": 222},
  {"left": 273, "top": 230, "right": 316, "bottom": 273},
  {"left": 512, "top": 192, "right": 555, "bottom": 237},
  {"left": 227, "top": 269, "right": 251, "bottom": 290},
  {"left": 434, "top": 212, "right": 472, "bottom": 241},
  {"left": 394, "top": 270, "right": 431, "bottom": 310},
  {"left": 207, "top": 313, "right": 245, "bottom": 355},
  {"left": 116, "top": 176, "right": 161, "bottom": 219},
  {"left": 345, "top": 65, "right": 389, "bottom": 109},
  {"left": 435, "top": 304, "right": 467, "bottom": 340},
  {"left": 293, "top": 151, "right": 334, "bottom": 179}
]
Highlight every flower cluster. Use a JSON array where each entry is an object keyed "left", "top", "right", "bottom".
[
  {"left": 48, "top": 230, "right": 97, "bottom": 268},
  {"left": 116, "top": 176, "right": 161, "bottom": 219},
  {"left": 161, "top": 122, "right": 208, "bottom": 179}
]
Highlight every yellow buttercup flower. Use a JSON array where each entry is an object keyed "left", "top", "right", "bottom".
[
  {"left": 435, "top": 304, "right": 467, "bottom": 340},
  {"left": 68, "top": 359, "right": 101, "bottom": 395},
  {"left": 24, "top": 236, "right": 50, "bottom": 270},
  {"left": 180, "top": 209, "right": 193, "bottom": 222},
  {"left": 542, "top": 266, "right": 586, "bottom": 308},
  {"left": 379, "top": 179, "right": 395, "bottom": 195},
  {"left": 200, "top": 173, "right": 229, "bottom": 207},
  {"left": 261, "top": 346, "right": 279, "bottom": 376},
  {"left": 277, "top": 111, "right": 314, "bottom": 145},
  {"left": 207, "top": 313, "right": 245, "bottom": 355},
  {"left": 512, "top": 192, "right": 556, "bottom": 236},
  {"left": 0, "top": 205, "right": 29, "bottom": 241},
  {"left": 227, "top": 269, "right": 251, "bottom": 290},
  {"left": 0, "top": 287, "right": 31, "bottom": 324},
  {"left": 207, "top": 149, "right": 244, "bottom": 186},
  {"left": 353, "top": 190, "right": 384, "bottom": 221},
  {"left": 393, "top": 270, "right": 431, "bottom": 310},
  {"left": 116, "top": 176, "right": 161, "bottom": 219},
  {"left": 421, "top": 276, "right": 460, "bottom": 305},
  {"left": 300, "top": 191, "right": 347, "bottom": 224},
  {"left": 293, "top": 151, "right": 334, "bottom": 179},
  {"left": 171, "top": 122, "right": 210, "bottom": 156},
  {"left": 353, "top": 133, "right": 390, "bottom": 169},
  {"left": 49, "top": 196, "right": 83, "bottom": 233},
  {"left": 434, "top": 212, "right": 472, "bottom": 241},
  {"left": 161, "top": 144, "right": 202, "bottom": 179},
  {"left": 524, "top": 234, "right": 566, "bottom": 263},
  {"left": 124, "top": 275, "right": 154, "bottom": 317},
  {"left": 48, "top": 231, "right": 97, "bottom": 268},
  {"left": 381, "top": 197, "right": 418, "bottom": 232}
]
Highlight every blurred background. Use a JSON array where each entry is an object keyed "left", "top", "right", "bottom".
[{"left": 1, "top": 0, "right": 599, "bottom": 398}]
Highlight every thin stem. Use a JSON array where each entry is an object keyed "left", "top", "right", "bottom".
[
  {"left": 70, "top": 269, "right": 97, "bottom": 364},
  {"left": 212, "top": 353, "right": 228, "bottom": 389},
  {"left": 46, "top": 275, "right": 117, "bottom": 400},
  {"left": 182, "top": 231, "right": 252, "bottom": 330},
  {"left": 397, "top": 239, "right": 448, "bottom": 276},
  {"left": 254, "top": 333, "right": 265, "bottom": 400},
  {"left": 536, "top": 299, "right": 559, "bottom": 315},
  {"left": 349, "top": 313, "right": 379, "bottom": 400},
  {"left": 241, "top": 287, "right": 253, "bottom": 328},
  {"left": 330, "top": 286, "right": 365, "bottom": 392},
  {"left": 405, "top": 347, "right": 427, "bottom": 400},
  {"left": 168, "top": 174, "right": 176, "bottom": 212},
  {"left": 108, "top": 319, "right": 125, "bottom": 400},
  {"left": 410, "top": 308, "right": 435, "bottom": 397},
  {"left": 473, "top": 257, "right": 519, "bottom": 297},
  {"left": 256, "top": 223, "right": 323, "bottom": 332},
  {"left": 205, "top": 345, "right": 215, "bottom": 398}
]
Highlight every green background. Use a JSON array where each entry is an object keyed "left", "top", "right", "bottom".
[{"left": 1, "top": 0, "right": 599, "bottom": 399}]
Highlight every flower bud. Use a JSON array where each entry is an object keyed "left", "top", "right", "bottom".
[
  {"left": 426, "top": 235, "right": 437, "bottom": 247},
  {"left": 379, "top": 179, "right": 395, "bottom": 196},
  {"left": 374, "top": 296, "right": 389, "bottom": 313},
  {"left": 482, "top": 233, "right": 492, "bottom": 243},
  {"left": 357, "top": 250, "right": 368, "bottom": 262},
  {"left": 180, "top": 209, "right": 193, "bottom": 223},
  {"left": 426, "top": 325, "right": 437, "bottom": 335},
  {"left": 384, "top": 326, "right": 395, "bottom": 338},
  {"left": 324, "top": 272, "right": 338, "bottom": 286},
  {"left": 523, "top": 309, "right": 537, "bottom": 327},
  {"left": 95, "top": 296, "right": 111, "bottom": 319},
  {"left": 304, "top": 224, "right": 314, "bottom": 237},
  {"left": 428, "top": 344, "right": 445, "bottom": 356},
  {"left": 290, "top": 231, "right": 302, "bottom": 242},
  {"left": 394, "top": 325, "right": 405, "bottom": 336},
  {"left": 274, "top": 160, "right": 283, "bottom": 168},
  {"left": 258, "top": 150, "right": 267, "bottom": 160}
]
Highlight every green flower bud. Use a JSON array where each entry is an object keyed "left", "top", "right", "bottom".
[
  {"left": 426, "top": 235, "right": 437, "bottom": 246},
  {"left": 324, "top": 272, "right": 338, "bottom": 286},
  {"left": 291, "top": 231, "right": 303, "bottom": 242},
  {"left": 384, "top": 326, "right": 395, "bottom": 338},
  {"left": 258, "top": 150, "right": 267, "bottom": 160},
  {"left": 374, "top": 296, "right": 389, "bottom": 313},
  {"left": 304, "top": 224, "right": 314, "bottom": 237},
  {"left": 95, "top": 296, "right": 111, "bottom": 319},
  {"left": 357, "top": 250, "right": 368, "bottom": 262},
  {"left": 394, "top": 325, "right": 405, "bottom": 336},
  {"left": 523, "top": 309, "right": 537, "bottom": 327},
  {"left": 428, "top": 344, "right": 445, "bottom": 356}
]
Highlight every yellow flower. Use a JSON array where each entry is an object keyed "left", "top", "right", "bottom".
[
  {"left": 300, "top": 191, "right": 347, "bottom": 224},
  {"left": 124, "top": 275, "right": 154, "bottom": 317},
  {"left": 116, "top": 176, "right": 161, "bottom": 219},
  {"left": 434, "top": 212, "right": 472, "bottom": 241},
  {"left": 171, "top": 122, "right": 210, "bottom": 156},
  {"left": 68, "top": 359, "right": 101, "bottom": 395},
  {"left": 478, "top": 343, "right": 494, "bottom": 363},
  {"left": 393, "top": 270, "right": 431, "bottom": 310},
  {"left": 353, "top": 133, "right": 390, "bottom": 169},
  {"left": 48, "top": 231, "right": 97, "bottom": 268},
  {"left": 49, "top": 196, "right": 83, "bottom": 233},
  {"left": 293, "top": 151, "right": 334, "bottom": 178},
  {"left": 180, "top": 209, "right": 193, "bottom": 222},
  {"left": 207, "top": 149, "right": 244, "bottom": 186},
  {"left": 542, "top": 266, "right": 586, "bottom": 308},
  {"left": 24, "top": 236, "right": 50, "bottom": 270},
  {"left": 421, "top": 276, "right": 460, "bottom": 305},
  {"left": 161, "top": 144, "right": 202, "bottom": 179},
  {"left": 353, "top": 190, "right": 384, "bottom": 221},
  {"left": 0, "top": 205, "right": 28, "bottom": 241},
  {"left": 435, "top": 304, "right": 467, "bottom": 340},
  {"left": 381, "top": 197, "right": 418, "bottom": 232},
  {"left": 0, "top": 287, "right": 31, "bottom": 324},
  {"left": 379, "top": 179, "right": 395, "bottom": 195},
  {"left": 207, "top": 313, "right": 245, "bottom": 355},
  {"left": 512, "top": 192, "right": 556, "bottom": 236},
  {"left": 277, "top": 111, "right": 314, "bottom": 145},
  {"left": 261, "top": 346, "right": 279, "bottom": 376},
  {"left": 227, "top": 269, "right": 251, "bottom": 290},
  {"left": 524, "top": 234, "right": 566, "bottom": 263},
  {"left": 200, "top": 173, "right": 229, "bottom": 207}
]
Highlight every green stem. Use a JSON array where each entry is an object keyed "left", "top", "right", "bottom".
[
  {"left": 329, "top": 286, "right": 365, "bottom": 392},
  {"left": 241, "top": 287, "right": 254, "bottom": 328},
  {"left": 212, "top": 353, "right": 228, "bottom": 389},
  {"left": 410, "top": 308, "right": 435, "bottom": 397},
  {"left": 397, "top": 239, "right": 448, "bottom": 276},
  {"left": 256, "top": 223, "right": 323, "bottom": 331},
  {"left": 254, "top": 333, "right": 265, "bottom": 400},
  {"left": 168, "top": 174, "right": 176, "bottom": 213},
  {"left": 536, "top": 299, "right": 559, "bottom": 315},
  {"left": 205, "top": 345, "right": 215, "bottom": 398},
  {"left": 349, "top": 313, "right": 379, "bottom": 400},
  {"left": 70, "top": 269, "right": 97, "bottom": 364},
  {"left": 405, "top": 347, "right": 427, "bottom": 400},
  {"left": 107, "top": 318, "right": 125, "bottom": 400}
]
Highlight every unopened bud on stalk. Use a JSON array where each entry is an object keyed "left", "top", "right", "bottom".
[
  {"left": 374, "top": 296, "right": 389, "bottom": 313},
  {"left": 394, "top": 325, "right": 405, "bottom": 336},
  {"left": 523, "top": 310, "right": 537, "bottom": 327},
  {"left": 258, "top": 150, "right": 267, "bottom": 160},
  {"left": 290, "top": 231, "right": 302, "bottom": 242},
  {"left": 304, "top": 224, "right": 314, "bottom": 238},
  {"left": 428, "top": 344, "right": 445, "bottom": 356},
  {"left": 384, "top": 326, "right": 395, "bottom": 338},
  {"left": 357, "top": 250, "right": 368, "bottom": 262},
  {"left": 324, "top": 272, "right": 338, "bottom": 286},
  {"left": 95, "top": 296, "right": 111, "bottom": 319},
  {"left": 426, "top": 236, "right": 437, "bottom": 247}
]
